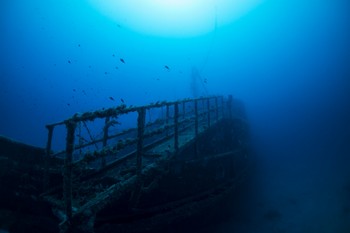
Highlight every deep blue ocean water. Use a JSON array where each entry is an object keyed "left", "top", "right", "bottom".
[{"left": 1, "top": 0, "right": 350, "bottom": 232}]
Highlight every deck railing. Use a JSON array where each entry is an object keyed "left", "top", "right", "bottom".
[{"left": 44, "top": 95, "right": 233, "bottom": 223}]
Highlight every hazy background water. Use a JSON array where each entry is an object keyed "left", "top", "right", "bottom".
[{"left": 1, "top": 0, "right": 350, "bottom": 232}]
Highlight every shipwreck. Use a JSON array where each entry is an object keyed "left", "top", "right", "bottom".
[{"left": 0, "top": 95, "right": 250, "bottom": 233}]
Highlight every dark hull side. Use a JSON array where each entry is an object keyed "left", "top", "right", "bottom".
[{"left": 94, "top": 151, "right": 249, "bottom": 233}]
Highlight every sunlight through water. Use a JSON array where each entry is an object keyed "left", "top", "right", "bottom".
[{"left": 88, "top": 0, "right": 263, "bottom": 37}]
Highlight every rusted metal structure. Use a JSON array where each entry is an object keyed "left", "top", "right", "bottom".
[{"left": 40, "top": 95, "right": 249, "bottom": 233}]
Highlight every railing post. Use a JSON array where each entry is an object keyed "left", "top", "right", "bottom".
[
  {"left": 101, "top": 116, "right": 110, "bottom": 168},
  {"left": 207, "top": 98, "right": 210, "bottom": 128},
  {"left": 194, "top": 100, "right": 199, "bottom": 158},
  {"left": 182, "top": 102, "right": 186, "bottom": 119},
  {"left": 182, "top": 102, "right": 186, "bottom": 131},
  {"left": 166, "top": 104, "right": 170, "bottom": 137},
  {"left": 44, "top": 125, "right": 54, "bottom": 191},
  {"left": 64, "top": 120, "right": 76, "bottom": 225},
  {"left": 137, "top": 108, "right": 145, "bottom": 176},
  {"left": 174, "top": 103, "right": 179, "bottom": 155}
]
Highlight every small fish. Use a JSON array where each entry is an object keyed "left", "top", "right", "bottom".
[
  {"left": 78, "top": 44, "right": 81, "bottom": 47},
  {"left": 112, "top": 54, "right": 115, "bottom": 57},
  {"left": 204, "top": 78, "right": 207, "bottom": 84},
  {"left": 156, "top": 78, "right": 160, "bottom": 81},
  {"left": 120, "top": 58, "right": 125, "bottom": 63},
  {"left": 68, "top": 60, "right": 71, "bottom": 64},
  {"left": 73, "top": 89, "right": 76, "bottom": 92},
  {"left": 104, "top": 71, "right": 108, "bottom": 75},
  {"left": 82, "top": 90, "right": 87, "bottom": 95},
  {"left": 67, "top": 103, "right": 70, "bottom": 106},
  {"left": 88, "top": 65, "right": 92, "bottom": 68},
  {"left": 117, "top": 24, "right": 121, "bottom": 28},
  {"left": 109, "top": 97, "right": 115, "bottom": 101},
  {"left": 164, "top": 65, "right": 170, "bottom": 70},
  {"left": 115, "top": 66, "right": 119, "bottom": 69},
  {"left": 120, "top": 98, "right": 125, "bottom": 103}
]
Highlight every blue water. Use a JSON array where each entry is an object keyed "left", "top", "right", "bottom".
[{"left": 1, "top": 0, "right": 350, "bottom": 232}]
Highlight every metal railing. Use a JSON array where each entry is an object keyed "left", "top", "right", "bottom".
[{"left": 43, "top": 95, "right": 233, "bottom": 223}]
